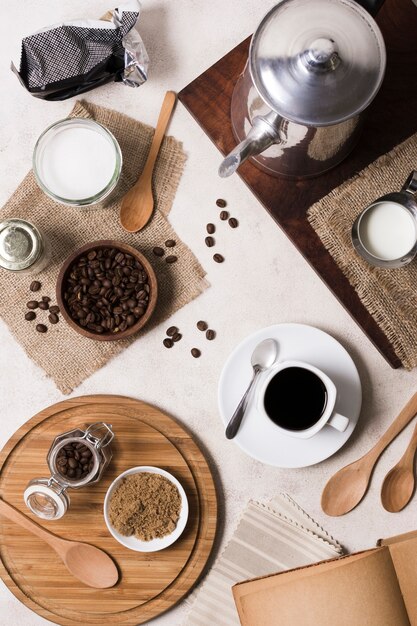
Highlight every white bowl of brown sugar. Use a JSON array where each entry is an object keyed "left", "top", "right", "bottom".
[{"left": 103, "top": 466, "right": 189, "bottom": 552}]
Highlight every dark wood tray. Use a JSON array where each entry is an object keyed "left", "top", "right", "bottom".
[{"left": 179, "top": 0, "right": 417, "bottom": 369}]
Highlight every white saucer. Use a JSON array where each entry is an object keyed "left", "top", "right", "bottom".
[{"left": 218, "top": 324, "right": 362, "bottom": 468}]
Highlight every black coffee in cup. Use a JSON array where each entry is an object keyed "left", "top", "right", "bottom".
[{"left": 264, "top": 366, "right": 327, "bottom": 431}]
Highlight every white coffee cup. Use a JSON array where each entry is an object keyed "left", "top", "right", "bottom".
[{"left": 258, "top": 360, "right": 349, "bottom": 439}]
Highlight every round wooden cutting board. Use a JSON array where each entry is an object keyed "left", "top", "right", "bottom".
[{"left": 0, "top": 395, "right": 218, "bottom": 625}]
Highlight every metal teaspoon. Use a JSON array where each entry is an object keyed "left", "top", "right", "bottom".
[{"left": 225, "top": 338, "right": 277, "bottom": 440}]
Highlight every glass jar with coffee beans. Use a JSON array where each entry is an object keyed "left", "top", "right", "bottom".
[{"left": 24, "top": 423, "right": 114, "bottom": 521}]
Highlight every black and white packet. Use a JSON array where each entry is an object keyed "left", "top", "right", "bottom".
[{"left": 11, "top": 0, "right": 149, "bottom": 101}]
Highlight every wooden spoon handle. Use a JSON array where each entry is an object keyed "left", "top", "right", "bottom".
[
  {"left": 400, "top": 421, "right": 417, "bottom": 465},
  {"left": 138, "top": 91, "right": 176, "bottom": 182},
  {"left": 0, "top": 499, "right": 63, "bottom": 551},
  {"left": 364, "top": 391, "right": 417, "bottom": 466}
]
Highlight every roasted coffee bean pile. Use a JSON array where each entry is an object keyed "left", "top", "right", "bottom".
[
  {"left": 162, "top": 320, "right": 216, "bottom": 358},
  {"left": 203, "top": 199, "right": 239, "bottom": 262},
  {"left": 63, "top": 247, "right": 150, "bottom": 335},
  {"left": 56, "top": 441, "right": 94, "bottom": 480},
  {"left": 152, "top": 239, "right": 178, "bottom": 264},
  {"left": 25, "top": 282, "right": 61, "bottom": 333}
]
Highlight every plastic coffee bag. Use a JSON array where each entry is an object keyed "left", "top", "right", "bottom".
[{"left": 11, "top": 0, "right": 149, "bottom": 101}]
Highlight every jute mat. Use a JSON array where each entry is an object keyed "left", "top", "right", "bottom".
[
  {"left": 0, "top": 101, "right": 208, "bottom": 393},
  {"left": 308, "top": 132, "right": 417, "bottom": 370}
]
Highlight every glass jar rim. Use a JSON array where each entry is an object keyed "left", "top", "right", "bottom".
[{"left": 32, "top": 118, "right": 123, "bottom": 207}]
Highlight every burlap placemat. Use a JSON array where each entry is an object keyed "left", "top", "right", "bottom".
[
  {"left": 0, "top": 101, "right": 208, "bottom": 393},
  {"left": 307, "top": 132, "right": 417, "bottom": 370}
]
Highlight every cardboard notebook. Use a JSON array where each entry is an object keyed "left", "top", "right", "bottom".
[{"left": 233, "top": 530, "right": 417, "bottom": 626}]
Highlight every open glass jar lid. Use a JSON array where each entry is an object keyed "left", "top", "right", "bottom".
[
  {"left": 0, "top": 219, "right": 46, "bottom": 272},
  {"left": 24, "top": 423, "right": 114, "bottom": 520},
  {"left": 250, "top": 0, "right": 386, "bottom": 126},
  {"left": 33, "top": 118, "right": 122, "bottom": 207}
]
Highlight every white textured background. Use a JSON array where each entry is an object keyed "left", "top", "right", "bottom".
[{"left": 1, "top": 1, "right": 417, "bottom": 625}]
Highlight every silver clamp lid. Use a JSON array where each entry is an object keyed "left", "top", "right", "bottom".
[{"left": 250, "top": 0, "right": 386, "bottom": 126}]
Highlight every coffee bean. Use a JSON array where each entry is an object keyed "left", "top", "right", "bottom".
[
  {"left": 49, "top": 313, "right": 59, "bottom": 324},
  {"left": 172, "top": 332, "right": 182, "bottom": 342},
  {"left": 25, "top": 311, "right": 36, "bottom": 321},
  {"left": 205, "top": 236, "right": 215, "bottom": 247},
  {"left": 213, "top": 253, "right": 225, "bottom": 263},
  {"left": 36, "top": 324, "right": 47, "bottom": 333},
  {"left": 197, "top": 320, "right": 208, "bottom": 331},
  {"left": 220, "top": 210, "right": 229, "bottom": 221},
  {"left": 49, "top": 305, "right": 60, "bottom": 314},
  {"left": 42, "top": 296, "right": 51, "bottom": 303},
  {"left": 206, "top": 329, "right": 216, "bottom": 340},
  {"left": 30, "top": 280, "right": 41, "bottom": 292},
  {"left": 216, "top": 199, "right": 227, "bottom": 208},
  {"left": 38, "top": 301, "right": 49, "bottom": 310},
  {"left": 165, "top": 239, "right": 176, "bottom": 247},
  {"left": 27, "top": 300, "right": 39, "bottom": 309},
  {"left": 68, "top": 457, "right": 78, "bottom": 469},
  {"left": 166, "top": 326, "right": 178, "bottom": 336},
  {"left": 166, "top": 255, "right": 178, "bottom": 264},
  {"left": 206, "top": 223, "right": 215, "bottom": 234},
  {"left": 163, "top": 338, "right": 174, "bottom": 348},
  {"left": 191, "top": 348, "right": 201, "bottom": 358},
  {"left": 153, "top": 247, "right": 165, "bottom": 257},
  {"left": 228, "top": 217, "right": 239, "bottom": 228},
  {"left": 63, "top": 247, "right": 151, "bottom": 336}
]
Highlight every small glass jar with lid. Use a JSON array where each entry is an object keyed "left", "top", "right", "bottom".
[
  {"left": 24, "top": 422, "right": 114, "bottom": 521},
  {"left": 0, "top": 218, "right": 51, "bottom": 275}
]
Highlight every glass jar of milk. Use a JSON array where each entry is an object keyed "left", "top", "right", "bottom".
[{"left": 33, "top": 118, "right": 122, "bottom": 207}]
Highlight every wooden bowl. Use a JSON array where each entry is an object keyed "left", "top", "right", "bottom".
[{"left": 56, "top": 240, "right": 158, "bottom": 341}]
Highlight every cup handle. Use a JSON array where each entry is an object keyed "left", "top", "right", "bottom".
[{"left": 328, "top": 412, "right": 349, "bottom": 432}]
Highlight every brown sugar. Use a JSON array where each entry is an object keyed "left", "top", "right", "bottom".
[{"left": 108, "top": 472, "right": 182, "bottom": 541}]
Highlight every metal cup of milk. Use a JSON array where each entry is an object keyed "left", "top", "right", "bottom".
[
  {"left": 352, "top": 171, "right": 417, "bottom": 268},
  {"left": 33, "top": 118, "right": 122, "bottom": 207}
]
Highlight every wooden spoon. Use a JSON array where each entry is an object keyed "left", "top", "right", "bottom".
[
  {"left": 381, "top": 420, "right": 417, "bottom": 512},
  {"left": 321, "top": 391, "right": 417, "bottom": 516},
  {"left": 0, "top": 499, "right": 118, "bottom": 588},
  {"left": 120, "top": 91, "right": 177, "bottom": 232}
]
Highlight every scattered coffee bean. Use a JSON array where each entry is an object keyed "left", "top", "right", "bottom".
[
  {"left": 153, "top": 246, "right": 165, "bottom": 257},
  {"left": 25, "top": 311, "right": 36, "bottom": 321},
  {"left": 206, "top": 223, "right": 215, "bottom": 234},
  {"left": 206, "top": 329, "right": 216, "bottom": 340},
  {"left": 63, "top": 247, "right": 151, "bottom": 336},
  {"left": 213, "top": 253, "right": 225, "bottom": 263},
  {"left": 191, "top": 348, "right": 201, "bottom": 358},
  {"left": 205, "top": 236, "right": 215, "bottom": 247},
  {"left": 27, "top": 300, "right": 39, "bottom": 310},
  {"left": 216, "top": 199, "right": 227, "bottom": 208},
  {"left": 220, "top": 210, "right": 229, "bottom": 221},
  {"left": 228, "top": 217, "right": 239, "bottom": 228},
  {"left": 166, "top": 255, "right": 178, "bottom": 264},
  {"left": 42, "top": 295, "right": 51, "bottom": 303},
  {"left": 172, "top": 332, "right": 182, "bottom": 342},
  {"left": 197, "top": 320, "right": 208, "bottom": 331},
  {"left": 163, "top": 338, "right": 174, "bottom": 348},
  {"left": 165, "top": 239, "right": 176, "bottom": 248},
  {"left": 56, "top": 441, "right": 93, "bottom": 481},
  {"left": 49, "top": 305, "right": 60, "bottom": 314},
  {"left": 30, "top": 280, "right": 41, "bottom": 292},
  {"left": 36, "top": 324, "right": 47, "bottom": 333},
  {"left": 166, "top": 326, "right": 178, "bottom": 336},
  {"left": 38, "top": 301, "right": 49, "bottom": 310},
  {"left": 49, "top": 313, "right": 59, "bottom": 324}
]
